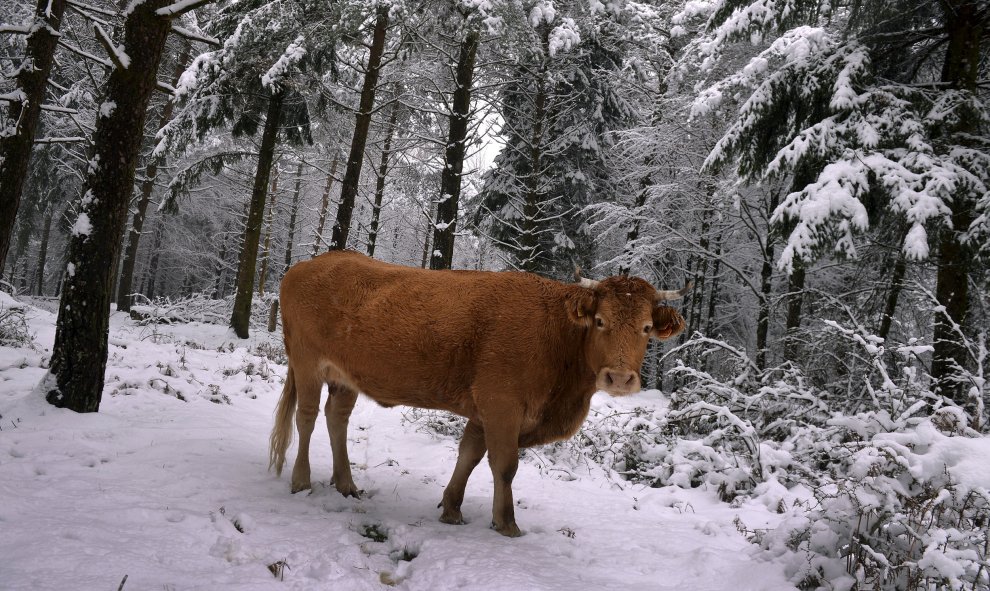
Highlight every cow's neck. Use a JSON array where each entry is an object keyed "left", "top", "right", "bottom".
[{"left": 521, "top": 321, "right": 598, "bottom": 447}]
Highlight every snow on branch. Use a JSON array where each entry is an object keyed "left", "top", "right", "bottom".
[
  {"left": 261, "top": 36, "right": 306, "bottom": 91},
  {"left": 155, "top": 0, "right": 214, "bottom": 18},
  {"left": 93, "top": 23, "right": 130, "bottom": 69},
  {"left": 34, "top": 136, "right": 88, "bottom": 144},
  {"left": 0, "top": 24, "right": 33, "bottom": 34},
  {"left": 170, "top": 23, "right": 219, "bottom": 46}
]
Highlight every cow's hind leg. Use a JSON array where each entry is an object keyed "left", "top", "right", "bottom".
[
  {"left": 326, "top": 383, "right": 359, "bottom": 497},
  {"left": 290, "top": 373, "right": 323, "bottom": 493},
  {"left": 439, "top": 419, "right": 486, "bottom": 525}
]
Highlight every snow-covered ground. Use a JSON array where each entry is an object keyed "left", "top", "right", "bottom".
[{"left": 0, "top": 298, "right": 796, "bottom": 590}]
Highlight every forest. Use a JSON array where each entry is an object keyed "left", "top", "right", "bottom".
[{"left": 1, "top": 0, "right": 989, "bottom": 589}]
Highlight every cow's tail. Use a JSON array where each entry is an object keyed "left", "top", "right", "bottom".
[{"left": 269, "top": 365, "right": 296, "bottom": 476}]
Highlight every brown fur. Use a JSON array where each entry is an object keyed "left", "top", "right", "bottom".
[{"left": 269, "top": 250, "right": 685, "bottom": 536}]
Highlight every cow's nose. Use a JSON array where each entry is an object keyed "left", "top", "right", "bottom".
[
  {"left": 599, "top": 368, "right": 639, "bottom": 394},
  {"left": 605, "top": 370, "right": 635, "bottom": 387}
]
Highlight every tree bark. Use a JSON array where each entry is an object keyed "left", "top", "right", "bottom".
[
  {"left": 115, "top": 43, "right": 190, "bottom": 312},
  {"left": 329, "top": 6, "right": 389, "bottom": 251},
  {"left": 230, "top": 90, "right": 284, "bottom": 339},
  {"left": 311, "top": 153, "right": 340, "bottom": 257},
  {"left": 931, "top": 0, "right": 982, "bottom": 403},
  {"left": 0, "top": 0, "right": 67, "bottom": 273},
  {"left": 430, "top": 29, "right": 479, "bottom": 270},
  {"left": 32, "top": 206, "right": 53, "bottom": 296},
  {"left": 48, "top": 0, "right": 172, "bottom": 412},
  {"left": 368, "top": 98, "right": 399, "bottom": 258}
]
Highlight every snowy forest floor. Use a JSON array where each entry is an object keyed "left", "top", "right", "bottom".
[{"left": 0, "top": 299, "right": 796, "bottom": 590}]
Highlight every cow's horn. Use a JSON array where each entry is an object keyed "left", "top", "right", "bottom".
[
  {"left": 574, "top": 268, "right": 600, "bottom": 289},
  {"left": 655, "top": 280, "right": 693, "bottom": 302}
]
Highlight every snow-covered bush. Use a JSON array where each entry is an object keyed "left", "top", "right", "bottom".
[
  {"left": 757, "top": 413, "right": 990, "bottom": 590},
  {"left": 0, "top": 291, "right": 35, "bottom": 349}
]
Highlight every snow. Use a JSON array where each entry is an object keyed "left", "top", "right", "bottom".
[
  {"left": 99, "top": 101, "right": 116, "bottom": 118},
  {"left": 0, "top": 299, "right": 798, "bottom": 590},
  {"left": 70, "top": 212, "right": 93, "bottom": 237},
  {"left": 262, "top": 36, "right": 307, "bottom": 91},
  {"left": 548, "top": 18, "right": 580, "bottom": 56}
]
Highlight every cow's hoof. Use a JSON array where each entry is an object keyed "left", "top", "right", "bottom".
[
  {"left": 439, "top": 509, "right": 465, "bottom": 525},
  {"left": 290, "top": 481, "right": 311, "bottom": 494},
  {"left": 337, "top": 485, "right": 361, "bottom": 499},
  {"left": 492, "top": 521, "right": 523, "bottom": 537}
]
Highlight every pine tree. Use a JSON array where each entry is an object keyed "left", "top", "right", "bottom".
[{"left": 681, "top": 0, "right": 990, "bottom": 404}]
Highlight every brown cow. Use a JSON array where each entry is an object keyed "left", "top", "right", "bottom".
[{"left": 269, "top": 250, "right": 687, "bottom": 536}]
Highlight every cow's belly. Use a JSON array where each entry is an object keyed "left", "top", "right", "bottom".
[{"left": 317, "top": 353, "right": 478, "bottom": 418}]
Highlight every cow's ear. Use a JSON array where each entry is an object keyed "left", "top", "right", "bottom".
[
  {"left": 567, "top": 289, "right": 598, "bottom": 326},
  {"left": 651, "top": 305, "right": 686, "bottom": 340}
]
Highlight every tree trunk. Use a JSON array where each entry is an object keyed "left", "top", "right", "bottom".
[
  {"left": 8, "top": 205, "right": 37, "bottom": 284},
  {"left": 48, "top": 0, "right": 172, "bottom": 412},
  {"left": 878, "top": 247, "right": 907, "bottom": 341},
  {"left": 311, "top": 153, "right": 340, "bottom": 257},
  {"left": 257, "top": 160, "right": 281, "bottom": 297},
  {"left": 783, "top": 257, "right": 806, "bottom": 361},
  {"left": 519, "top": 26, "right": 551, "bottom": 273},
  {"left": 430, "top": 29, "right": 480, "bottom": 270},
  {"left": 0, "top": 0, "right": 67, "bottom": 273},
  {"left": 283, "top": 162, "right": 303, "bottom": 272},
  {"left": 213, "top": 222, "right": 230, "bottom": 299},
  {"left": 368, "top": 98, "right": 400, "bottom": 258},
  {"left": 931, "top": 0, "right": 982, "bottom": 403},
  {"left": 32, "top": 206, "right": 53, "bottom": 296},
  {"left": 230, "top": 90, "right": 284, "bottom": 339},
  {"left": 755, "top": 193, "right": 779, "bottom": 370},
  {"left": 704, "top": 235, "right": 722, "bottom": 337},
  {"left": 421, "top": 206, "right": 433, "bottom": 269},
  {"left": 687, "top": 195, "right": 713, "bottom": 339},
  {"left": 267, "top": 162, "right": 303, "bottom": 332},
  {"left": 145, "top": 220, "right": 165, "bottom": 301},
  {"left": 115, "top": 43, "right": 190, "bottom": 312},
  {"left": 329, "top": 6, "right": 389, "bottom": 251}
]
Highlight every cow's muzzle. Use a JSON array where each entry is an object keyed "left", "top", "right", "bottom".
[{"left": 596, "top": 368, "right": 640, "bottom": 396}]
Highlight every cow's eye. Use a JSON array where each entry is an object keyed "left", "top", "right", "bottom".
[
  {"left": 595, "top": 316, "right": 605, "bottom": 328},
  {"left": 643, "top": 324, "right": 652, "bottom": 334}
]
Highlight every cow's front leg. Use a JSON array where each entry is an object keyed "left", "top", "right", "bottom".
[
  {"left": 440, "top": 419, "right": 486, "bottom": 524},
  {"left": 484, "top": 413, "right": 523, "bottom": 537}
]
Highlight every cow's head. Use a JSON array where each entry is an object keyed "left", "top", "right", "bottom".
[{"left": 567, "top": 273, "right": 688, "bottom": 396}]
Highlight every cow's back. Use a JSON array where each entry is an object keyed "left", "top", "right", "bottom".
[{"left": 280, "top": 251, "right": 570, "bottom": 418}]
